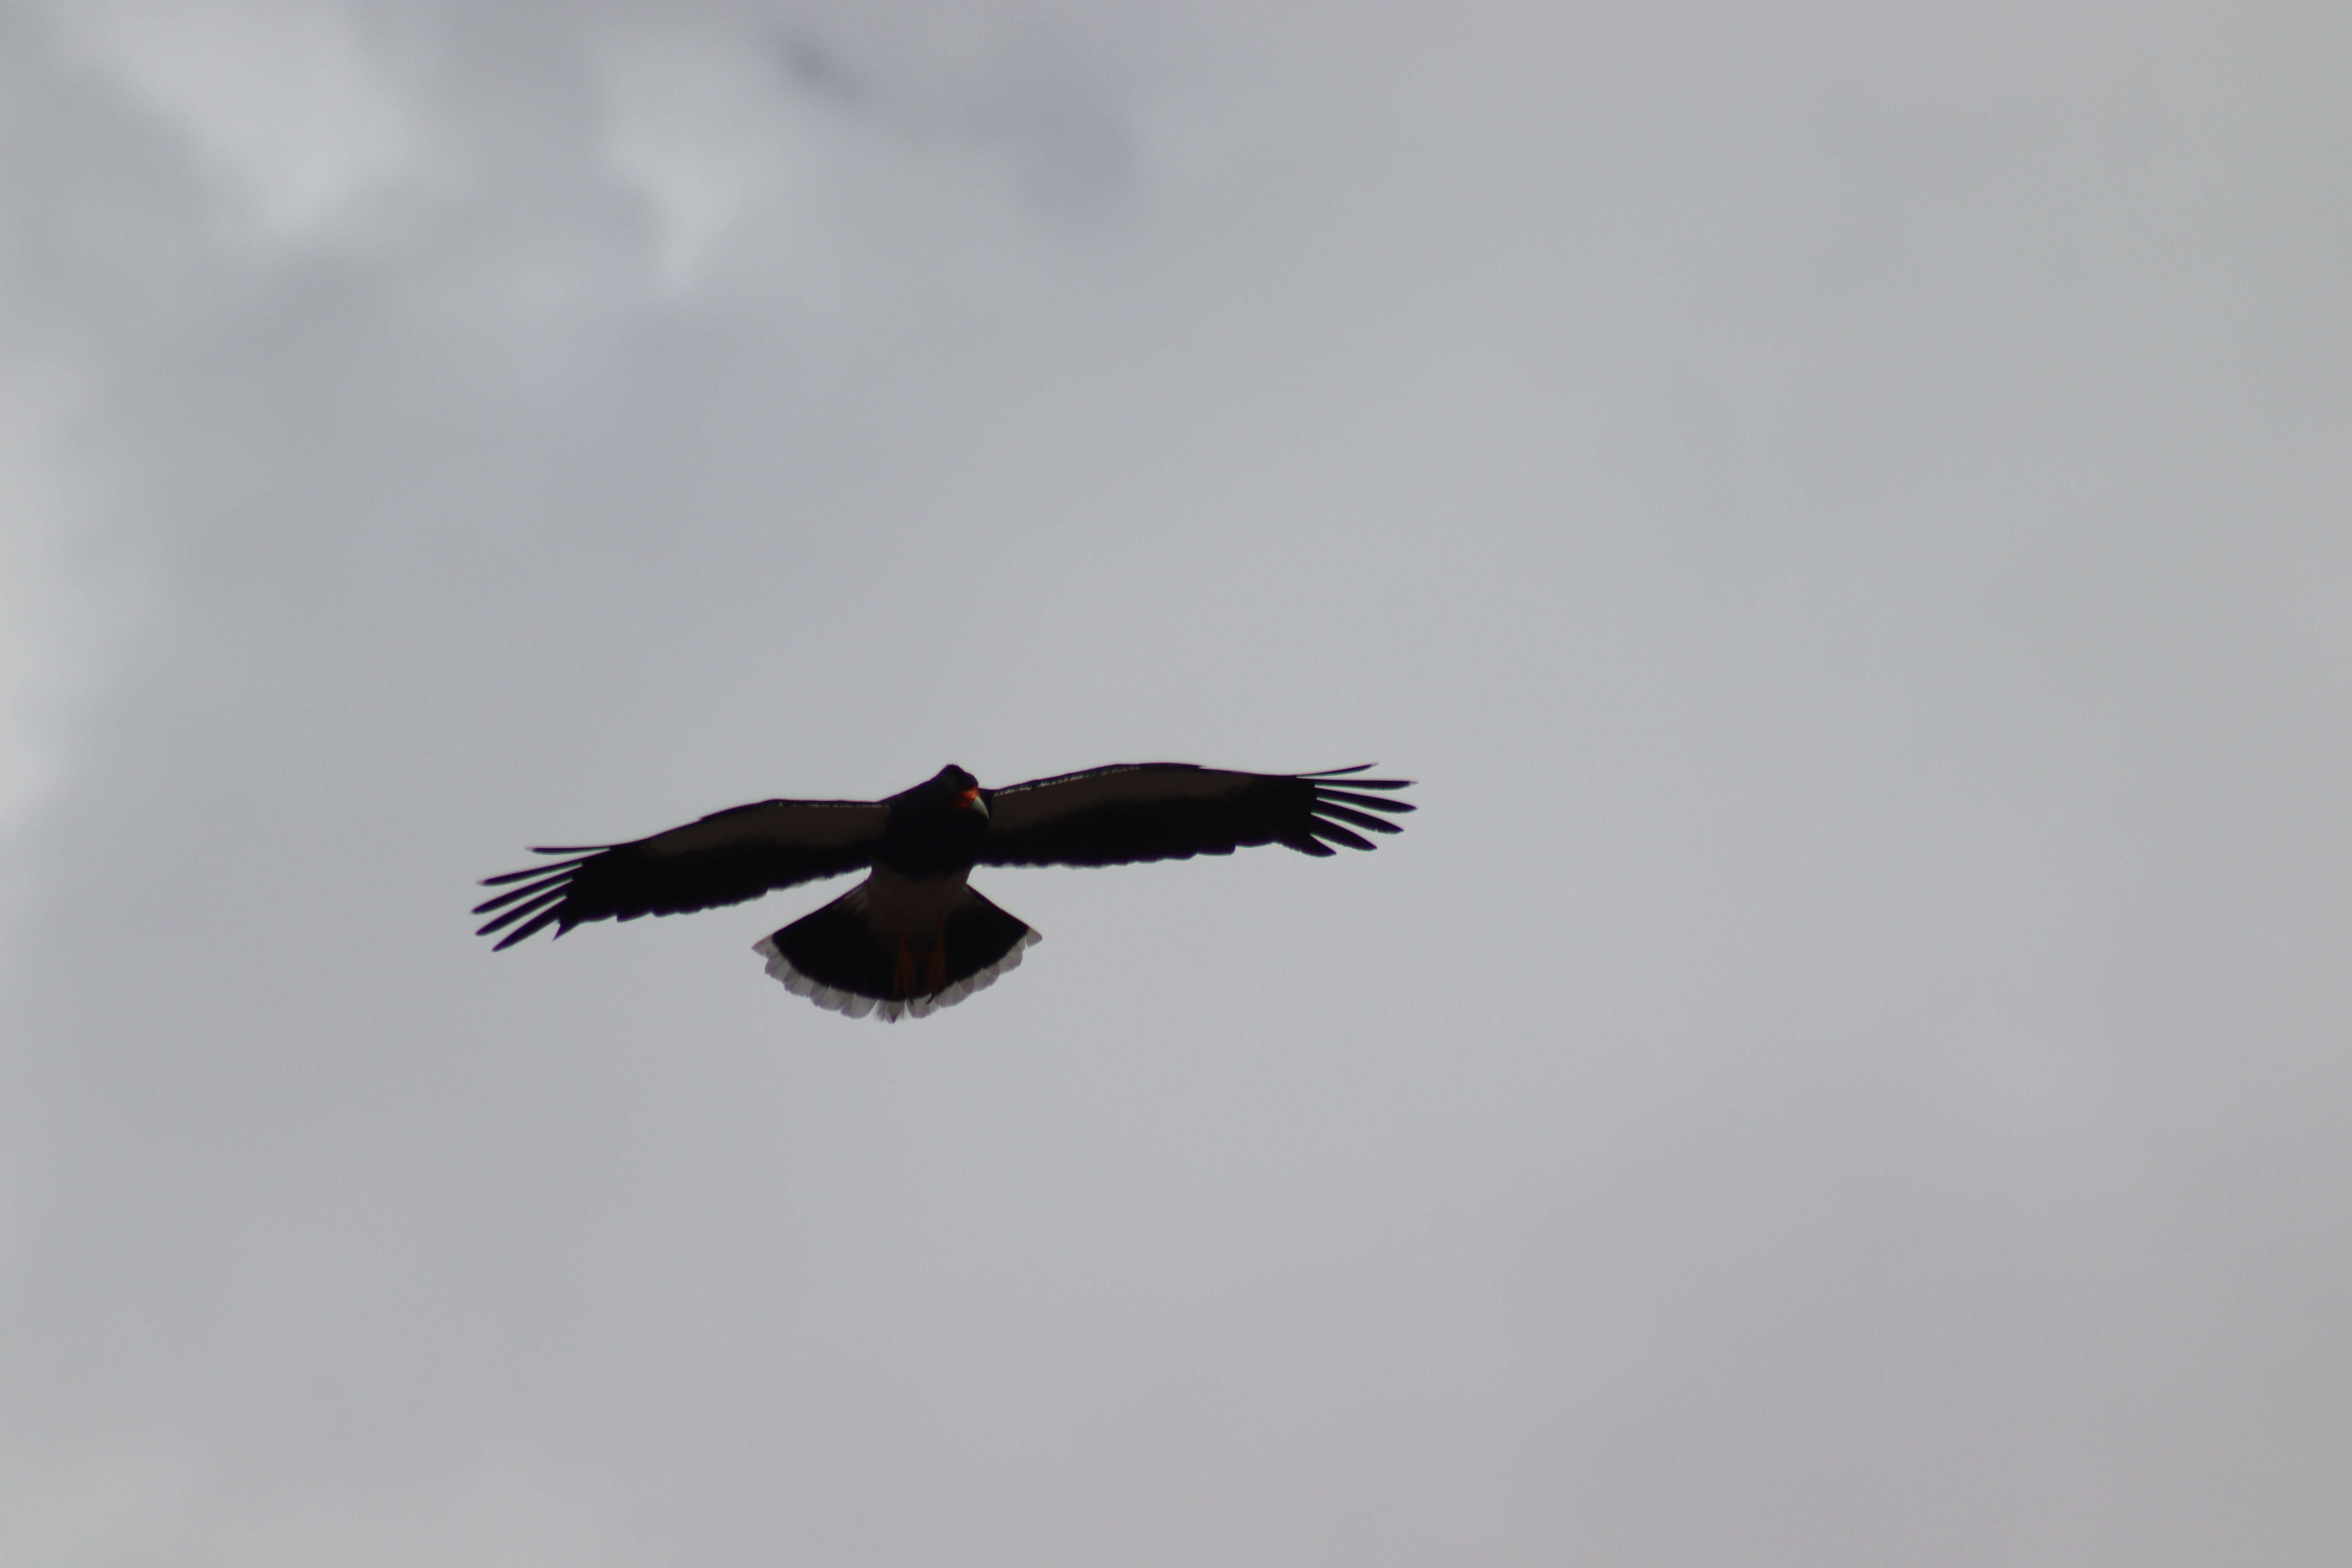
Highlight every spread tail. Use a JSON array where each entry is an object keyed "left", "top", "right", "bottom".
[{"left": 754, "top": 880, "right": 1040, "bottom": 1022}]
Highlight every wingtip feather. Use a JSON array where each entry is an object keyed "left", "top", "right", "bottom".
[
  {"left": 479, "top": 858, "right": 588, "bottom": 887},
  {"left": 1312, "top": 802, "right": 1403, "bottom": 834},
  {"left": 475, "top": 888, "right": 567, "bottom": 934},
  {"left": 488, "top": 907, "right": 565, "bottom": 949},
  {"left": 1309, "top": 820, "right": 1377, "bottom": 851}
]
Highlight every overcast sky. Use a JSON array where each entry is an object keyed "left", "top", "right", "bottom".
[{"left": 3, "top": 1, "right": 2348, "bottom": 1563}]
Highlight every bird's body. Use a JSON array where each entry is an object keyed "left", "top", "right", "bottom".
[{"left": 476, "top": 762, "right": 1413, "bottom": 1020}]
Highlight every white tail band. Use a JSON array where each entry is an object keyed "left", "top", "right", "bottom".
[{"left": 751, "top": 929, "right": 1042, "bottom": 1022}]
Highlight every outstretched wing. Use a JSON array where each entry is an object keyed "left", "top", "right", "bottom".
[
  {"left": 978, "top": 764, "right": 1413, "bottom": 868},
  {"left": 474, "top": 799, "right": 889, "bottom": 949}
]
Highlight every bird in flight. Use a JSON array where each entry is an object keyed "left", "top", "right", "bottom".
[{"left": 475, "top": 762, "right": 1415, "bottom": 1021}]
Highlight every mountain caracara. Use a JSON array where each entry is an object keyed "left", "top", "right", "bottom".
[{"left": 475, "top": 763, "right": 1414, "bottom": 1020}]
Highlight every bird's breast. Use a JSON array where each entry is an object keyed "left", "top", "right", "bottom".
[{"left": 875, "top": 809, "right": 988, "bottom": 880}]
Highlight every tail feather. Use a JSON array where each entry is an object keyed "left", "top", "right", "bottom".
[{"left": 754, "top": 881, "right": 1039, "bottom": 1022}]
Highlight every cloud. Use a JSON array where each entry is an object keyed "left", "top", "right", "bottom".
[
  {"left": 53, "top": 0, "right": 428, "bottom": 248},
  {"left": 3, "top": 2, "right": 2348, "bottom": 1563}
]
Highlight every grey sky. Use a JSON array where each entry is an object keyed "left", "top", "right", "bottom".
[{"left": 3, "top": 1, "right": 2348, "bottom": 1562}]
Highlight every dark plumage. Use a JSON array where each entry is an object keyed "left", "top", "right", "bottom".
[{"left": 475, "top": 762, "right": 1414, "bottom": 1020}]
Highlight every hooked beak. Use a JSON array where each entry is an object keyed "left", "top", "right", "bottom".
[{"left": 956, "top": 786, "right": 989, "bottom": 820}]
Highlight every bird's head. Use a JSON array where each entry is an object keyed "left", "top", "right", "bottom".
[{"left": 933, "top": 763, "right": 988, "bottom": 821}]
